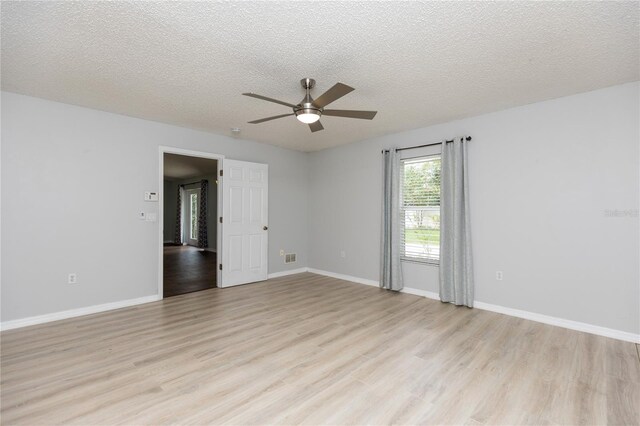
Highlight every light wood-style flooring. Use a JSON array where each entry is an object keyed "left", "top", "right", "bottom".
[{"left": 1, "top": 273, "right": 639, "bottom": 425}]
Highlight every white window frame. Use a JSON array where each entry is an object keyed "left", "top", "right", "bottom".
[{"left": 400, "top": 154, "right": 441, "bottom": 265}]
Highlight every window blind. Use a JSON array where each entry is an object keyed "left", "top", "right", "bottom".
[{"left": 401, "top": 156, "right": 441, "bottom": 263}]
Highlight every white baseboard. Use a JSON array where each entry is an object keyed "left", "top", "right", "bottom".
[
  {"left": 307, "top": 268, "right": 378, "bottom": 287},
  {"left": 306, "top": 268, "right": 640, "bottom": 344},
  {"left": 472, "top": 301, "right": 640, "bottom": 344},
  {"left": 307, "top": 268, "right": 436, "bottom": 298},
  {"left": 268, "top": 267, "right": 309, "bottom": 279},
  {"left": 1, "top": 295, "right": 161, "bottom": 332},
  {"left": 400, "top": 286, "right": 440, "bottom": 299}
]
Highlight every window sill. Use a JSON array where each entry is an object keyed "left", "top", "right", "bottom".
[{"left": 401, "top": 257, "right": 439, "bottom": 266}]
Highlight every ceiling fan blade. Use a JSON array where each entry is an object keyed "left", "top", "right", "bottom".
[
  {"left": 322, "top": 109, "right": 378, "bottom": 120},
  {"left": 309, "top": 121, "right": 324, "bottom": 132},
  {"left": 312, "top": 83, "right": 355, "bottom": 108},
  {"left": 248, "top": 113, "right": 294, "bottom": 124},
  {"left": 243, "top": 93, "right": 296, "bottom": 108}
]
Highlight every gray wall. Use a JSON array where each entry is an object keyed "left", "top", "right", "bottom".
[
  {"left": 308, "top": 82, "right": 639, "bottom": 334},
  {"left": 1, "top": 91, "right": 308, "bottom": 322},
  {"left": 164, "top": 173, "right": 218, "bottom": 248},
  {"left": 2, "top": 83, "right": 638, "bottom": 335}
]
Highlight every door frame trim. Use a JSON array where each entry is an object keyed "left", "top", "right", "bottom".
[{"left": 158, "top": 146, "right": 224, "bottom": 298}]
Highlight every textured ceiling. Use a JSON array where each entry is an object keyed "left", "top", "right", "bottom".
[
  {"left": 164, "top": 154, "right": 218, "bottom": 180},
  {"left": 2, "top": 1, "right": 638, "bottom": 152}
]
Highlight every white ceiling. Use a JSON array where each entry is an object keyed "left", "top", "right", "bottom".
[
  {"left": 1, "top": 2, "right": 638, "bottom": 152},
  {"left": 164, "top": 153, "right": 218, "bottom": 180}
]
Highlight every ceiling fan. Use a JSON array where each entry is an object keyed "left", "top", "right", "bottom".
[{"left": 243, "top": 78, "right": 377, "bottom": 132}]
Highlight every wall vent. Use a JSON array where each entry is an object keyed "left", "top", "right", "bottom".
[{"left": 285, "top": 253, "right": 297, "bottom": 264}]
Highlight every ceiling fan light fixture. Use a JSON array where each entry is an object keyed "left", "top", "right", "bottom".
[{"left": 296, "top": 111, "right": 321, "bottom": 124}]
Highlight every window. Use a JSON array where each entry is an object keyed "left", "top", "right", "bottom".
[
  {"left": 401, "top": 155, "right": 441, "bottom": 263},
  {"left": 190, "top": 193, "right": 198, "bottom": 240}
]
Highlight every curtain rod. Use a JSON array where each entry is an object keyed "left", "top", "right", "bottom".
[{"left": 381, "top": 136, "right": 472, "bottom": 153}]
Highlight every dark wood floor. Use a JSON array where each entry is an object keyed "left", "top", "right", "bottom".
[{"left": 163, "top": 245, "right": 216, "bottom": 298}]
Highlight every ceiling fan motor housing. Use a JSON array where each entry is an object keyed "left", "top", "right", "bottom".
[
  {"left": 294, "top": 105, "right": 321, "bottom": 117},
  {"left": 295, "top": 78, "right": 322, "bottom": 121}
]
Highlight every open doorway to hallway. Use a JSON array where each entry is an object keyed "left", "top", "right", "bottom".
[{"left": 163, "top": 153, "right": 219, "bottom": 298}]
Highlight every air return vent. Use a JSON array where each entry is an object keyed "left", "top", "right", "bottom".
[{"left": 285, "top": 253, "right": 297, "bottom": 264}]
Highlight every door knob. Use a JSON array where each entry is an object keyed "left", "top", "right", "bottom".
[{"left": 263, "top": 226, "right": 268, "bottom": 231}]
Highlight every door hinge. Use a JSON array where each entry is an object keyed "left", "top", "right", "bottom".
[
  {"left": 219, "top": 169, "right": 223, "bottom": 177},
  {"left": 219, "top": 264, "right": 222, "bottom": 271},
  {"left": 219, "top": 217, "right": 223, "bottom": 223}
]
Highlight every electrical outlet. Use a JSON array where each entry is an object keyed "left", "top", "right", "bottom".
[
  {"left": 68, "top": 273, "right": 78, "bottom": 284},
  {"left": 280, "top": 249, "right": 284, "bottom": 256},
  {"left": 496, "top": 271, "right": 503, "bottom": 281}
]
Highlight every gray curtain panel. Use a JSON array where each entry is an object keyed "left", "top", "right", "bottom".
[
  {"left": 197, "top": 180, "right": 208, "bottom": 249},
  {"left": 439, "top": 138, "right": 474, "bottom": 307},
  {"left": 380, "top": 149, "right": 404, "bottom": 291},
  {"left": 174, "top": 185, "right": 184, "bottom": 244}
]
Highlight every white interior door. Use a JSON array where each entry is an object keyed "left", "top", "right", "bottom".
[{"left": 220, "top": 160, "right": 268, "bottom": 287}]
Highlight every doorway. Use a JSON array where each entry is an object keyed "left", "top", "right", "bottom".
[
  {"left": 158, "top": 147, "right": 271, "bottom": 298},
  {"left": 161, "top": 151, "right": 220, "bottom": 298}
]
